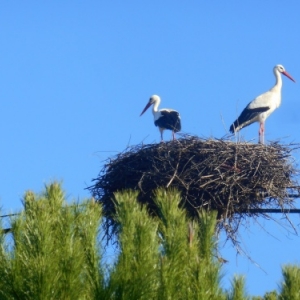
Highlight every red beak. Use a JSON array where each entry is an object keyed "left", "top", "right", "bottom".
[
  {"left": 282, "top": 71, "right": 296, "bottom": 82},
  {"left": 140, "top": 102, "right": 152, "bottom": 116}
]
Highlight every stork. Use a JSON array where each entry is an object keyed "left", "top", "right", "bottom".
[
  {"left": 229, "top": 64, "right": 295, "bottom": 144},
  {"left": 140, "top": 95, "right": 181, "bottom": 142}
]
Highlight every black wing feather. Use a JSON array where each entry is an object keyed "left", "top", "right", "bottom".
[
  {"left": 229, "top": 106, "right": 270, "bottom": 133},
  {"left": 154, "top": 110, "right": 181, "bottom": 132}
]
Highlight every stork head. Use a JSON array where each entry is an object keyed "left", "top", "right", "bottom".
[
  {"left": 140, "top": 95, "right": 161, "bottom": 116},
  {"left": 275, "top": 64, "right": 296, "bottom": 82}
]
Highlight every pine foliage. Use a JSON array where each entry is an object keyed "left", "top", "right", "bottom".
[
  {"left": 0, "top": 183, "right": 299, "bottom": 299},
  {"left": 279, "top": 265, "right": 300, "bottom": 300},
  {"left": 108, "top": 191, "right": 160, "bottom": 299},
  {"left": 227, "top": 276, "right": 248, "bottom": 300},
  {"left": 0, "top": 183, "right": 104, "bottom": 300},
  {"left": 108, "top": 189, "right": 224, "bottom": 299}
]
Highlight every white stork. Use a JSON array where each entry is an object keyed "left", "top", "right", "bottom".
[
  {"left": 229, "top": 64, "right": 295, "bottom": 144},
  {"left": 140, "top": 95, "right": 181, "bottom": 142}
]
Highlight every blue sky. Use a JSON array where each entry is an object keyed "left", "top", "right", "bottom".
[{"left": 1, "top": 1, "right": 300, "bottom": 296}]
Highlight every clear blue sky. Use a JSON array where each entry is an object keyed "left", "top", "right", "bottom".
[{"left": 1, "top": 1, "right": 300, "bottom": 296}]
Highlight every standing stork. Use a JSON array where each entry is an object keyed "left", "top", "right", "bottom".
[
  {"left": 140, "top": 95, "right": 181, "bottom": 142},
  {"left": 229, "top": 64, "right": 295, "bottom": 144}
]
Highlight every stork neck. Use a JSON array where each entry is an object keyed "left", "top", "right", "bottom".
[
  {"left": 273, "top": 69, "right": 283, "bottom": 91},
  {"left": 152, "top": 99, "right": 160, "bottom": 113}
]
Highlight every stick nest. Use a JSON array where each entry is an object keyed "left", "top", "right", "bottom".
[{"left": 88, "top": 136, "right": 300, "bottom": 239}]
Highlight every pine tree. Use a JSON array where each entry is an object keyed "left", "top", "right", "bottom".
[{"left": 0, "top": 183, "right": 104, "bottom": 300}]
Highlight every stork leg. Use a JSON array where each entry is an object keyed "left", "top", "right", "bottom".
[
  {"left": 258, "top": 122, "right": 265, "bottom": 144},
  {"left": 159, "top": 128, "right": 164, "bottom": 143},
  {"left": 172, "top": 131, "right": 176, "bottom": 141}
]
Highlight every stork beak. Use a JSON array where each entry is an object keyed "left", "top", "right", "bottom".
[
  {"left": 140, "top": 102, "right": 152, "bottom": 116},
  {"left": 282, "top": 71, "right": 296, "bottom": 82}
]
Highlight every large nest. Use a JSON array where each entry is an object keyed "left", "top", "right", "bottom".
[{"left": 88, "top": 136, "right": 300, "bottom": 239}]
